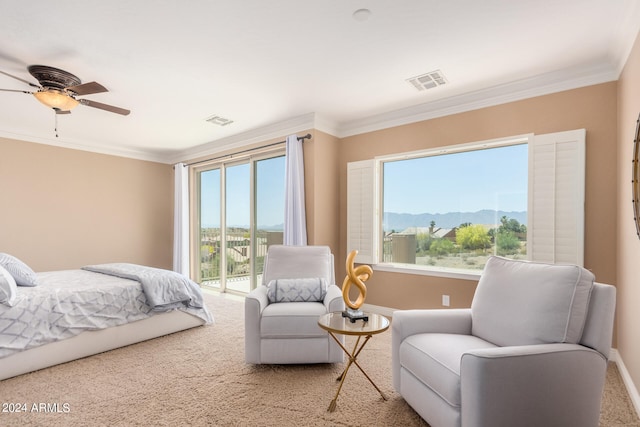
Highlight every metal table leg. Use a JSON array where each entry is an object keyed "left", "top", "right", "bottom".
[{"left": 326, "top": 331, "right": 388, "bottom": 412}]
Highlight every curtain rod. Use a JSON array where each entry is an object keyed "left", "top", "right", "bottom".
[{"left": 183, "top": 133, "right": 312, "bottom": 167}]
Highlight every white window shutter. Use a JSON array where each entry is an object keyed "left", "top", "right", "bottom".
[
  {"left": 347, "top": 159, "right": 378, "bottom": 264},
  {"left": 528, "top": 129, "right": 586, "bottom": 266}
]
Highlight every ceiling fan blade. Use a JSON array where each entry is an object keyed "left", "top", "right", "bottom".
[
  {"left": 0, "top": 70, "right": 40, "bottom": 89},
  {"left": 66, "top": 81, "right": 107, "bottom": 96},
  {"left": 79, "top": 98, "right": 130, "bottom": 116},
  {"left": 0, "top": 88, "right": 32, "bottom": 94}
]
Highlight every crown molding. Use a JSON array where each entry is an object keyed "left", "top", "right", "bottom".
[
  {"left": 312, "top": 114, "right": 341, "bottom": 138},
  {"left": 169, "top": 113, "right": 340, "bottom": 164},
  {"left": 0, "top": 129, "right": 169, "bottom": 163},
  {"left": 335, "top": 63, "right": 619, "bottom": 138},
  {"left": 0, "top": 113, "right": 341, "bottom": 165},
  {"left": 171, "top": 62, "right": 619, "bottom": 164},
  {"left": 173, "top": 63, "right": 618, "bottom": 157},
  {"left": 612, "top": 1, "right": 640, "bottom": 75}
]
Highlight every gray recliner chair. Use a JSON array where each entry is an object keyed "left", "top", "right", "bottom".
[
  {"left": 392, "top": 256, "right": 616, "bottom": 427},
  {"left": 245, "top": 245, "right": 345, "bottom": 364}
]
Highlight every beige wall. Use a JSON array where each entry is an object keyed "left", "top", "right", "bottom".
[
  {"left": 336, "top": 82, "right": 618, "bottom": 310},
  {"left": 304, "top": 130, "right": 340, "bottom": 255},
  {"left": 617, "top": 31, "right": 640, "bottom": 401},
  {"left": 0, "top": 137, "right": 174, "bottom": 271}
]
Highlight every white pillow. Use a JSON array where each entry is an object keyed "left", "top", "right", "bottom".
[
  {"left": 0, "top": 253, "right": 39, "bottom": 287},
  {"left": 267, "top": 278, "right": 327, "bottom": 303},
  {"left": 0, "top": 265, "right": 17, "bottom": 306}
]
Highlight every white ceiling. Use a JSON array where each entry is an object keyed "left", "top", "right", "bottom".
[{"left": 0, "top": 0, "right": 639, "bottom": 163}]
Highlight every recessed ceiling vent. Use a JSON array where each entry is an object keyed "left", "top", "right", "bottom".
[
  {"left": 407, "top": 70, "right": 447, "bottom": 91},
  {"left": 205, "top": 114, "right": 234, "bottom": 127}
]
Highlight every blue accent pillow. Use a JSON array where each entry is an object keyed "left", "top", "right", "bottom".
[
  {"left": 0, "top": 253, "right": 39, "bottom": 287},
  {"left": 267, "top": 278, "right": 327, "bottom": 303}
]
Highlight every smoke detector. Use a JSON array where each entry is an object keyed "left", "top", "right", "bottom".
[{"left": 406, "top": 70, "right": 447, "bottom": 91}]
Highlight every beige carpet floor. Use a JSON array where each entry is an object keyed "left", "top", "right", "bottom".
[{"left": 0, "top": 292, "right": 638, "bottom": 427}]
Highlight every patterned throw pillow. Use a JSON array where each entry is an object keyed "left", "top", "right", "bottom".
[
  {"left": 267, "top": 278, "right": 327, "bottom": 303},
  {"left": 0, "top": 265, "right": 17, "bottom": 306},
  {"left": 0, "top": 253, "right": 39, "bottom": 287}
]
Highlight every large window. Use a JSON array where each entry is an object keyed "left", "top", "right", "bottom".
[
  {"left": 347, "top": 130, "right": 586, "bottom": 276},
  {"left": 382, "top": 143, "right": 528, "bottom": 272},
  {"left": 196, "top": 152, "right": 285, "bottom": 293}
]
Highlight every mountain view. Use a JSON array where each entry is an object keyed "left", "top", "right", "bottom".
[{"left": 383, "top": 210, "right": 527, "bottom": 231}]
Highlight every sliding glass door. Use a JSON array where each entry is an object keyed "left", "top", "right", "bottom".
[
  {"left": 254, "top": 155, "right": 286, "bottom": 286},
  {"left": 199, "top": 168, "right": 221, "bottom": 284},
  {"left": 225, "top": 162, "right": 251, "bottom": 292},
  {"left": 196, "top": 152, "right": 285, "bottom": 293}
]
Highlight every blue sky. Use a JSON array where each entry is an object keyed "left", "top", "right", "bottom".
[
  {"left": 200, "top": 144, "right": 528, "bottom": 229},
  {"left": 383, "top": 143, "right": 528, "bottom": 215},
  {"left": 200, "top": 156, "right": 285, "bottom": 228}
]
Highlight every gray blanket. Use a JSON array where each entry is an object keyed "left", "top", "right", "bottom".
[{"left": 82, "top": 263, "right": 205, "bottom": 311}]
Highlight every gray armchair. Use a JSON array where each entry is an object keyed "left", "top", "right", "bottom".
[
  {"left": 392, "top": 256, "right": 616, "bottom": 427},
  {"left": 245, "top": 245, "right": 345, "bottom": 364}
]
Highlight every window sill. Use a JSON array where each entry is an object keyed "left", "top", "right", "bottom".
[{"left": 373, "top": 263, "right": 481, "bottom": 281}]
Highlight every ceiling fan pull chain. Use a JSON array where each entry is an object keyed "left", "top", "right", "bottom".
[{"left": 54, "top": 112, "right": 59, "bottom": 138}]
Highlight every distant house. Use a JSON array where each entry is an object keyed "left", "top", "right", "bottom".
[
  {"left": 398, "top": 226, "right": 458, "bottom": 242},
  {"left": 398, "top": 226, "right": 429, "bottom": 235},
  {"left": 432, "top": 227, "right": 457, "bottom": 241}
]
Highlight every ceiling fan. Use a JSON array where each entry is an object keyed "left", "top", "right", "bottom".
[{"left": 0, "top": 65, "right": 130, "bottom": 116}]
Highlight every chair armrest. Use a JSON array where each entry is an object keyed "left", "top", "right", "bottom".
[
  {"left": 246, "top": 285, "right": 269, "bottom": 313},
  {"left": 461, "top": 343, "right": 608, "bottom": 427},
  {"left": 392, "top": 309, "right": 472, "bottom": 391},
  {"left": 392, "top": 309, "right": 472, "bottom": 340},
  {"left": 323, "top": 284, "right": 345, "bottom": 312},
  {"left": 244, "top": 286, "right": 269, "bottom": 363}
]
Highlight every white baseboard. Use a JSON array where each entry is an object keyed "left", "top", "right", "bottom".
[
  {"left": 362, "top": 303, "right": 640, "bottom": 420},
  {"left": 610, "top": 349, "right": 640, "bottom": 418}
]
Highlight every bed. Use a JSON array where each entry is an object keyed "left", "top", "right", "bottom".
[{"left": 0, "top": 255, "right": 213, "bottom": 381}]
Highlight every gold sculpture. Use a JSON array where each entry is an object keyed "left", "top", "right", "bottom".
[{"left": 341, "top": 250, "right": 373, "bottom": 322}]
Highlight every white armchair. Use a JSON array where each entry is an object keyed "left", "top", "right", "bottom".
[
  {"left": 244, "top": 245, "right": 345, "bottom": 364},
  {"left": 392, "top": 256, "right": 616, "bottom": 427}
]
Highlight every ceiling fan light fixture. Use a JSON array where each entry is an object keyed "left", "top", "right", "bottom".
[{"left": 33, "top": 89, "right": 79, "bottom": 111}]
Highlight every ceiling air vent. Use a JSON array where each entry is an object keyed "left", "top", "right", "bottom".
[
  {"left": 205, "top": 114, "right": 234, "bottom": 127},
  {"left": 406, "top": 70, "right": 447, "bottom": 91}
]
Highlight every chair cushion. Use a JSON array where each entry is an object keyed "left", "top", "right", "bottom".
[
  {"left": 260, "top": 301, "right": 328, "bottom": 338},
  {"left": 399, "top": 333, "right": 497, "bottom": 407},
  {"left": 471, "top": 256, "right": 594, "bottom": 346},
  {"left": 267, "top": 278, "right": 327, "bottom": 303}
]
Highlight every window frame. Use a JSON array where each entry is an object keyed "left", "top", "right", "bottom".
[
  {"left": 346, "top": 130, "right": 586, "bottom": 280},
  {"left": 190, "top": 147, "right": 286, "bottom": 293},
  {"left": 378, "top": 134, "right": 531, "bottom": 279}
]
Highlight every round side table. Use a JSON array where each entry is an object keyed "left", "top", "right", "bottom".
[{"left": 318, "top": 311, "right": 390, "bottom": 412}]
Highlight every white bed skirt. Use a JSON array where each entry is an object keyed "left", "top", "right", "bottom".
[{"left": 0, "top": 310, "right": 206, "bottom": 381}]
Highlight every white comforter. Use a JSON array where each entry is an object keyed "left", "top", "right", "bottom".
[
  {"left": 0, "top": 269, "right": 212, "bottom": 359},
  {"left": 82, "top": 263, "right": 207, "bottom": 311}
]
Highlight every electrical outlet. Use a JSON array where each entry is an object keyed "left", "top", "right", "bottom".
[{"left": 442, "top": 295, "right": 450, "bottom": 307}]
